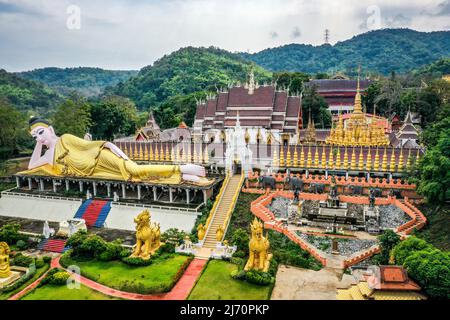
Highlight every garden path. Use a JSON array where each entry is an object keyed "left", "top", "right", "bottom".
[{"left": 8, "top": 256, "right": 207, "bottom": 300}]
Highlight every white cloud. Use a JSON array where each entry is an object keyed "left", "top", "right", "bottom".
[{"left": 0, "top": 0, "right": 448, "bottom": 71}]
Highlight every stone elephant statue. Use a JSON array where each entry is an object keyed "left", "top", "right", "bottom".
[
  {"left": 310, "top": 183, "right": 324, "bottom": 194},
  {"left": 258, "top": 176, "right": 276, "bottom": 190},
  {"left": 285, "top": 176, "right": 304, "bottom": 192}
]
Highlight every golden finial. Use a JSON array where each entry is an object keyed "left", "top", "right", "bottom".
[
  {"left": 300, "top": 145, "right": 305, "bottom": 167},
  {"left": 406, "top": 149, "right": 412, "bottom": 170},
  {"left": 336, "top": 147, "right": 341, "bottom": 169},
  {"left": 398, "top": 147, "right": 404, "bottom": 171},
  {"left": 343, "top": 146, "right": 349, "bottom": 170},
  {"left": 328, "top": 146, "right": 334, "bottom": 169},
  {"left": 272, "top": 148, "right": 279, "bottom": 167},
  {"left": 389, "top": 148, "right": 396, "bottom": 172},
  {"left": 381, "top": 147, "right": 388, "bottom": 171},
  {"left": 374, "top": 147, "right": 380, "bottom": 171},
  {"left": 307, "top": 144, "right": 312, "bottom": 168},
  {"left": 279, "top": 145, "right": 285, "bottom": 167},
  {"left": 286, "top": 146, "right": 291, "bottom": 167},
  {"left": 358, "top": 146, "right": 364, "bottom": 171},
  {"left": 321, "top": 146, "right": 327, "bottom": 169},
  {"left": 415, "top": 149, "right": 420, "bottom": 166},
  {"left": 314, "top": 145, "right": 319, "bottom": 168},
  {"left": 154, "top": 144, "right": 159, "bottom": 162},
  {"left": 366, "top": 146, "right": 372, "bottom": 171},
  {"left": 350, "top": 147, "right": 357, "bottom": 170},
  {"left": 293, "top": 146, "right": 298, "bottom": 167}
]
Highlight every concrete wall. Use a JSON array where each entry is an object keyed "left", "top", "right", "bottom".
[
  {"left": 0, "top": 193, "right": 81, "bottom": 222},
  {"left": 105, "top": 203, "right": 200, "bottom": 233}
]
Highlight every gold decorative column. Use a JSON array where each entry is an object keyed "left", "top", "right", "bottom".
[
  {"left": 154, "top": 144, "right": 160, "bottom": 162},
  {"left": 335, "top": 147, "right": 341, "bottom": 169},
  {"left": 358, "top": 146, "right": 364, "bottom": 171},
  {"left": 406, "top": 149, "right": 412, "bottom": 171},
  {"left": 272, "top": 148, "right": 279, "bottom": 167},
  {"left": 350, "top": 147, "right": 357, "bottom": 170},
  {"left": 279, "top": 146, "right": 285, "bottom": 167},
  {"left": 366, "top": 147, "right": 372, "bottom": 171},
  {"left": 398, "top": 148, "right": 404, "bottom": 171},
  {"left": 293, "top": 147, "right": 298, "bottom": 167},
  {"left": 381, "top": 148, "right": 388, "bottom": 171},
  {"left": 286, "top": 147, "right": 291, "bottom": 167},
  {"left": 321, "top": 146, "right": 327, "bottom": 169},
  {"left": 0, "top": 242, "right": 11, "bottom": 278},
  {"left": 343, "top": 147, "right": 349, "bottom": 170},
  {"left": 328, "top": 147, "right": 334, "bottom": 169},
  {"left": 299, "top": 146, "right": 305, "bottom": 167},
  {"left": 314, "top": 146, "right": 319, "bottom": 168},
  {"left": 306, "top": 145, "right": 312, "bottom": 168},
  {"left": 389, "top": 149, "right": 396, "bottom": 172},
  {"left": 374, "top": 147, "right": 380, "bottom": 171},
  {"left": 149, "top": 144, "right": 154, "bottom": 161}
]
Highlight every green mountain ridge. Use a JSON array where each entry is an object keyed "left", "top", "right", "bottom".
[
  {"left": 18, "top": 67, "right": 138, "bottom": 97},
  {"left": 0, "top": 69, "right": 62, "bottom": 115},
  {"left": 106, "top": 46, "right": 272, "bottom": 110},
  {"left": 241, "top": 28, "right": 450, "bottom": 75}
]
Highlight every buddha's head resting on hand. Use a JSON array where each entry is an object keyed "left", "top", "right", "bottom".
[{"left": 29, "top": 117, "right": 58, "bottom": 148}]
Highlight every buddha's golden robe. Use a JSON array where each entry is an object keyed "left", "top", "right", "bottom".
[{"left": 19, "top": 134, "right": 192, "bottom": 185}]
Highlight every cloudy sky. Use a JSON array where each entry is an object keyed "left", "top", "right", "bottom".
[{"left": 1, "top": 0, "right": 449, "bottom": 71}]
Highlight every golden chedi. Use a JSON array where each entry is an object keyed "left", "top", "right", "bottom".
[
  {"left": 244, "top": 218, "right": 272, "bottom": 272},
  {"left": 130, "top": 210, "right": 162, "bottom": 260},
  {"left": 0, "top": 242, "right": 11, "bottom": 278},
  {"left": 19, "top": 117, "right": 211, "bottom": 186},
  {"left": 326, "top": 75, "right": 389, "bottom": 147}
]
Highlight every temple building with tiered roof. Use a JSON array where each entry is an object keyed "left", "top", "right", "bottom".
[{"left": 193, "top": 71, "right": 302, "bottom": 146}]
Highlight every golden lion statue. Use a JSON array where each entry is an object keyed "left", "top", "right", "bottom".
[
  {"left": 130, "top": 210, "right": 162, "bottom": 260},
  {"left": 244, "top": 218, "right": 272, "bottom": 272},
  {"left": 0, "top": 242, "right": 11, "bottom": 278}
]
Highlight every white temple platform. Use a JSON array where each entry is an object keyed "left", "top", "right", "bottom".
[
  {"left": 105, "top": 203, "right": 199, "bottom": 233},
  {"left": 0, "top": 193, "right": 81, "bottom": 222}
]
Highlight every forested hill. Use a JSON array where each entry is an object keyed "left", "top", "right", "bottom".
[
  {"left": 241, "top": 28, "right": 450, "bottom": 75},
  {"left": 106, "top": 46, "right": 272, "bottom": 110},
  {"left": 18, "top": 67, "right": 138, "bottom": 97},
  {"left": 0, "top": 69, "right": 62, "bottom": 115}
]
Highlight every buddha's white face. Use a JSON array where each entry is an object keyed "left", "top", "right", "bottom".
[{"left": 30, "top": 125, "right": 57, "bottom": 147}]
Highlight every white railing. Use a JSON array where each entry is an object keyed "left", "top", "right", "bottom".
[
  {"left": 111, "top": 201, "right": 200, "bottom": 214},
  {"left": 1, "top": 191, "right": 82, "bottom": 202}
]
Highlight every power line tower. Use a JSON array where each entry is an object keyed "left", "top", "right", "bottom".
[{"left": 324, "top": 29, "right": 330, "bottom": 44}]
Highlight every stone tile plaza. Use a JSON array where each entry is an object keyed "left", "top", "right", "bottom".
[{"left": 1, "top": 1, "right": 449, "bottom": 308}]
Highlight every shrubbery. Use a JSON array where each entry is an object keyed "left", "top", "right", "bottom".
[
  {"left": 40, "top": 268, "right": 71, "bottom": 286},
  {"left": 0, "top": 223, "right": 28, "bottom": 245},
  {"left": 245, "top": 270, "right": 274, "bottom": 286},
  {"left": 12, "top": 253, "right": 34, "bottom": 267},
  {"left": 121, "top": 256, "right": 153, "bottom": 266},
  {"left": 392, "top": 236, "right": 450, "bottom": 299}
]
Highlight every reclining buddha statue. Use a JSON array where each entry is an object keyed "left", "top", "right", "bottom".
[{"left": 18, "top": 117, "right": 211, "bottom": 186}]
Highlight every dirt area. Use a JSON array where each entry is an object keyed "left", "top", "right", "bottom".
[{"left": 271, "top": 265, "right": 357, "bottom": 300}]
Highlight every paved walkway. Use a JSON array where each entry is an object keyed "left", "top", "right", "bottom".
[{"left": 9, "top": 256, "right": 207, "bottom": 300}]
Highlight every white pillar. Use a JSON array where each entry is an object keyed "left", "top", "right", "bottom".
[
  {"left": 186, "top": 189, "right": 190, "bottom": 204},
  {"left": 107, "top": 184, "right": 111, "bottom": 197},
  {"left": 137, "top": 185, "right": 141, "bottom": 200},
  {"left": 15, "top": 176, "right": 20, "bottom": 189},
  {"left": 28, "top": 178, "right": 32, "bottom": 190},
  {"left": 39, "top": 179, "right": 44, "bottom": 191},
  {"left": 52, "top": 179, "right": 57, "bottom": 192},
  {"left": 79, "top": 181, "right": 83, "bottom": 193},
  {"left": 153, "top": 187, "right": 157, "bottom": 201},
  {"left": 203, "top": 189, "right": 207, "bottom": 205},
  {"left": 65, "top": 180, "right": 70, "bottom": 192},
  {"left": 325, "top": 170, "right": 328, "bottom": 180},
  {"left": 93, "top": 182, "right": 97, "bottom": 197},
  {"left": 169, "top": 187, "right": 173, "bottom": 203},
  {"left": 345, "top": 171, "right": 349, "bottom": 180},
  {"left": 122, "top": 184, "right": 126, "bottom": 199}
]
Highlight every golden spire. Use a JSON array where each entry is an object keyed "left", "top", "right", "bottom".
[
  {"left": 335, "top": 147, "right": 341, "bottom": 169},
  {"left": 374, "top": 147, "right": 380, "bottom": 171},
  {"left": 279, "top": 146, "right": 285, "bottom": 167},
  {"left": 343, "top": 146, "right": 349, "bottom": 170},
  {"left": 193, "top": 145, "right": 198, "bottom": 163},
  {"left": 350, "top": 147, "right": 357, "bottom": 170},
  {"left": 321, "top": 146, "right": 327, "bottom": 169},
  {"left": 187, "top": 144, "right": 192, "bottom": 163},
  {"left": 149, "top": 144, "right": 154, "bottom": 161},
  {"left": 314, "top": 146, "right": 319, "bottom": 168},
  {"left": 358, "top": 146, "right": 364, "bottom": 171},
  {"left": 286, "top": 146, "right": 291, "bottom": 167},
  {"left": 123, "top": 143, "right": 129, "bottom": 158},
  {"left": 307, "top": 144, "right": 312, "bottom": 168},
  {"left": 366, "top": 146, "right": 372, "bottom": 171},
  {"left": 389, "top": 149, "right": 396, "bottom": 172},
  {"left": 381, "top": 147, "right": 388, "bottom": 171},
  {"left": 143, "top": 143, "right": 149, "bottom": 161},
  {"left": 293, "top": 146, "right": 298, "bottom": 167},
  {"left": 415, "top": 149, "right": 420, "bottom": 166},
  {"left": 398, "top": 147, "right": 404, "bottom": 171},
  {"left": 406, "top": 149, "right": 412, "bottom": 171},
  {"left": 300, "top": 146, "right": 305, "bottom": 167},
  {"left": 139, "top": 143, "right": 144, "bottom": 160},
  {"left": 154, "top": 144, "right": 160, "bottom": 162},
  {"left": 328, "top": 147, "right": 334, "bottom": 169},
  {"left": 272, "top": 148, "right": 279, "bottom": 167},
  {"left": 353, "top": 66, "right": 363, "bottom": 115}
]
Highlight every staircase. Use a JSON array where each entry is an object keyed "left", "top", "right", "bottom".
[
  {"left": 38, "top": 238, "right": 69, "bottom": 253},
  {"left": 202, "top": 174, "right": 243, "bottom": 249},
  {"left": 73, "top": 199, "right": 112, "bottom": 228}
]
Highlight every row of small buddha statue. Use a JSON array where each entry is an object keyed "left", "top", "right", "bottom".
[
  {"left": 272, "top": 146, "right": 420, "bottom": 172},
  {"left": 121, "top": 143, "right": 210, "bottom": 164}
]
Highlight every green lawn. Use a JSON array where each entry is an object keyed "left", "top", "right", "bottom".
[
  {"left": 0, "top": 265, "right": 50, "bottom": 300},
  {"left": 21, "top": 283, "right": 117, "bottom": 300},
  {"left": 62, "top": 254, "right": 191, "bottom": 294},
  {"left": 188, "top": 260, "right": 272, "bottom": 300}
]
